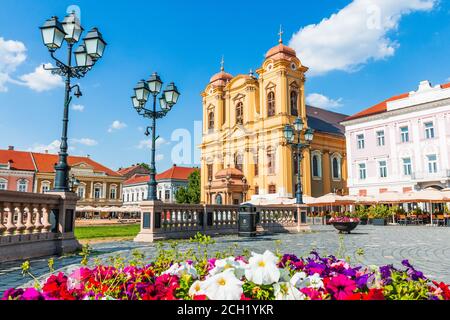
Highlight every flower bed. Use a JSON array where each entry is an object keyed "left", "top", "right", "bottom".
[
  {"left": 328, "top": 217, "right": 360, "bottom": 223},
  {"left": 3, "top": 249, "right": 449, "bottom": 300}
]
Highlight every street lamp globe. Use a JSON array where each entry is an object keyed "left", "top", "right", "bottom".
[
  {"left": 147, "top": 72, "right": 163, "bottom": 95},
  {"left": 74, "top": 44, "right": 93, "bottom": 67},
  {"left": 294, "top": 117, "right": 304, "bottom": 132},
  {"left": 83, "top": 28, "right": 107, "bottom": 60},
  {"left": 164, "top": 82, "right": 180, "bottom": 106},
  {"left": 159, "top": 93, "right": 170, "bottom": 111},
  {"left": 62, "top": 11, "right": 84, "bottom": 44},
  {"left": 283, "top": 124, "right": 294, "bottom": 143},
  {"left": 40, "top": 16, "right": 67, "bottom": 50},
  {"left": 134, "top": 80, "right": 150, "bottom": 103},
  {"left": 305, "top": 128, "right": 314, "bottom": 142},
  {"left": 131, "top": 96, "right": 141, "bottom": 110}
]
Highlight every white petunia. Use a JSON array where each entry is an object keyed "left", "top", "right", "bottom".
[
  {"left": 209, "top": 257, "right": 247, "bottom": 279},
  {"left": 202, "top": 269, "right": 243, "bottom": 300},
  {"left": 162, "top": 262, "right": 198, "bottom": 279},
  {"left": 245, "top": 251, "right": 280, "bottom": 285},
  {"left": 307, "top": 273, "right": 324, "bottom": 289},
  {"left": 189, "top": 280, "right": 206, "bottom": 297},
  {"left": 290, "top": 272, "right": 308, "bottom": 288},
  {"left": 274, "top": 282, "right": 307, "bottom": 300}
]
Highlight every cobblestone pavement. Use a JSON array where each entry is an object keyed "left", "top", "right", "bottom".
[{"left": 1, "top": 225, "right": 450, "bottom": 295}]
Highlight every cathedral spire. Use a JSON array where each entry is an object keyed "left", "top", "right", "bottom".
[
  {"left": 220, "top": 55, "right": 225, "bottom": 71},
  {"left": 278, "top": 25, "right": 284, "bottom": 44}
]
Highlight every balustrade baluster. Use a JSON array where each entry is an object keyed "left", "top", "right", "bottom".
[
  {"left": 42, "top": 205, "right": 52, "bottom": 233},
  {"left": 14, "top": 204, "right": 26, "bottom": 234},
  {"left": 24, "top": 206, "right": 35, "bottom": 234},
  {"left": 34, "top": 205, "right": 44, "bottom": 233},
  {"left": 5, "top": 203, "right": 16, "bottom": 235},
  {"left": 0, "top": 203, "right": 6, "bottom": 235}
]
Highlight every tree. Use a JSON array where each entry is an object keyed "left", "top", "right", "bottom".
[
  {"left": 139, "top": 163, "right": 151, "bottom": 172},
  {"left": 175, "top": 170, "right": 200, "bottom": 204}
]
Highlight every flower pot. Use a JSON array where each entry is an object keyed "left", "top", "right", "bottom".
[
  {"left": 332, "top": 222, "right": 359, "bottom": 234},
  {"left": 372, "top": 218, "right": 387, "bottom": 226}
]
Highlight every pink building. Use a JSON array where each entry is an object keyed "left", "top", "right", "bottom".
[
  {"left": 0, "top": 146, "right": 35, "bottom": 192},
  {"left": 342, "top": 80, "right": 450, "bottom": 196}
]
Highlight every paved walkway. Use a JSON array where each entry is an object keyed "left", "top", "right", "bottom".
[{"left": 1, "top": 225, "right": 450, "bottom": 295}]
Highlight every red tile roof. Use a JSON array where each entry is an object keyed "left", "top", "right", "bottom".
[
  {"left": 31, "top": 152, "right": 121, "bottom": 177},
  {"left": 117, "top": 165, "right": 141, "bottom": 176},
  {"left": 345, "top": 81, "right": 450, "bottom": 121},
  {"left": 0, "top": 150, "right": 35, "bottom": 171},
  {"left": 124, "top": 165, "right": 199, "bottom": 185}
]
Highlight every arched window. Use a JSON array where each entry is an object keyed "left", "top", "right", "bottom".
[
  {"left": 215, "top": 194, "right": 223, "bottom": 205},
  {"left": 331, "top": 154, "right": 342, "bottom": 180},
  {"left": 311, "top": 152, "right": 322, "bottom": 179},
  {"left": 0, "top": 178, "right": 7, "bottom": 190},
  {"left": 290, "top": 91, "right": 298, "bottom": 116},
  {"left": 236, "top": 102, "right": 243, "bottom": 125},
  {"left": 77, "top": 184, "right": 86, "bottom": 199},
  {"left": 268, "top": 184, "right": 277, "bottom": 194},
  {"left": 267, "top": 91, "right": 275, "bottom": 117},
  {"left": 267, "top": 147, "right": 275, "bottom": 174},
  {"left": 94, "top": 184, "right": 103, "bottom": 199},
  {"left": 41, "top": 181, "right": 51, "bottom": 193},
  {"left": 17, "top": 179, "right": 28, "bottom": 192},
  {"left": 208, "top": 112, "right": 215, "bottom": 130},
  {"left": 234, "top": 153, "right": 243, "bottom": 172}
]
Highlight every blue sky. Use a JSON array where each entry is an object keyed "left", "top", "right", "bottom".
[{"left": 0, "top": 0, "right": 449, "bottom": 173}]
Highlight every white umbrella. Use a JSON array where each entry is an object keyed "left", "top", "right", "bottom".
[{"left": 404, "top": 188, "right": 446, "bottom": 225}]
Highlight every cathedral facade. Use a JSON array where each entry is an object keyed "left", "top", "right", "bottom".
[{"left": 199, "top": 37, "right": 348, "bottom": 205}]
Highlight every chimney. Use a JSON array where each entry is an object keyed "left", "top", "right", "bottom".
[
  {"left": 45, "top": 150, "right": 48, "bottom": 154},
  {"left": 8, "top": 146, "right": 14, "bottom": 151}
]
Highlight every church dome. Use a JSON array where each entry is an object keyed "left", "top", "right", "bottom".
[
  {"left": 209, "top": 70, "right": 233, "bottom": 84},
  {"left": 215, "top": 167, "right": 244, "bottom": 180},
  {"left": 265, "top": 43, "right": 297, "bottom": 61}
]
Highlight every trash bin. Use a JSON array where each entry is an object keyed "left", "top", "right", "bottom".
[{"left": 238, "top": 203, "right": 257, "bottom": 237}]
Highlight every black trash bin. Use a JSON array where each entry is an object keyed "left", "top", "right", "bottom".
[{"left": 238, "top": 203, "right": 257, "bottom": 237}]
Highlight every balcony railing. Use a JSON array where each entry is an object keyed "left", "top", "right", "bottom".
[{"left": 411, "top": 170, "right": 450, "bottom": 181}]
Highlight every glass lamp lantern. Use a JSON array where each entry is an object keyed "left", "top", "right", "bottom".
[
  {"left": 147, "top": 73, "right": 163, "bottom": 95},
  {"left": 40, "top": 16, "right": 66, "bottom": 50},
  {"left": 283, "top": 124, "right": 294, "bottom": 143},
  {"left": 134, "top": 80, "right": 150, "bottom": 103},
  {"left": 132, "top": 96, "right": 141, "bottom": 110},
  {"left": 160, "top": 93, "right": 170, "bottom": 111},
  {"left": 83, "top": 28, "right": 107, "bottom": 60},
  {"left": 74, "top": 44, "right": 93, "bottom": 67},
  {"left": 305, "top": 128, "right": 314, "bottom": 142},
  {"left": 294, "top": 117, "right": 304, "bottom": 132},
  {"left": 164, "top": 82, "right": 180, "bottom": 106},
  {"left": 62, "top": 12, "right": 84, "bottom": 44}
]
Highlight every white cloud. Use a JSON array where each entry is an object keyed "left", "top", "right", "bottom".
[
  {"left": 156, "top": 154, "right": 165, "bottom": 161},
  {"left": 108, "top": 120, "right": 127, "bottom": 133},
  {"left": 0, "top": 37, "right": 27, "bottom": 92},
  {"left": 71, "top": 138, "right": 98, "bottom": 147},
  {"left": 306, "top": 93, "right": 343, "bottom": 109},
  {"left": 18, "top": 63, "right": 64, "bottom": 92},
  {"left": 28, "top": 140, "right": 61, "bottom": 154},
  {"left": 72, "top": 104, "right": 85, "bottom": 112},
  {"left": 137, "top": 137, "right": 169, "bottom": 149},
  {"left": 289, "top": 0, "right": 437, "bottom": 76}
]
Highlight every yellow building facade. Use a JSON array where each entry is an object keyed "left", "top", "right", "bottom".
[{"left": 200, "top": 38, "right": 347, "bottom": 205}]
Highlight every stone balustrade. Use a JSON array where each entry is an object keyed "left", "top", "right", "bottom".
[
  {"left": 0, "top": 190, "right": 81, "bottom": 263},
  {"left": 134, "top": 201, "right": 309, "bottom": 243}
]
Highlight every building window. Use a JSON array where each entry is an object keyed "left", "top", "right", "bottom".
[
  {"left": 236, "top": 102, "right": 243, "bottom": 125},
  {"left": 208, "top": 112, "right": 215, "bottom": 130},
  {"left": 400, "top": 126, "right": 409, "bottom": 143},
  {"left": 255, "top": 186, "right": 259, "bottom": 195},
  {"left": 17, "top": 179, "right": 27, "bottom": 192},
  {"left": 159, "top": 190, "right": 162, "bottom": 200},
  {"left": 311, "top": 153, "right": 322, "bottom": 178},
  {"left": 427, "top": 154, "right": 438, "bottom": 173},
  {"left": 376, "top": 130, "right": 385, "bottom": 146},
  {"left": 267, "top": 147, "right": 275, "bottom": 175},
  {"left": 359, "top": 163, "right": 367, "bottom": 180},
  {"left": 110, "top": 186, "right": 117, "bottom": 200},
  {"left": 268, "top": 184, "right": 276, "bottom": 194},
  {"left": 254, "top": 153, "right": 259, "bottom": 176},
  {"left": 165, "top": 190, "right": 170, "bottom": 201},
  {"left": 332, "top": 155, "right": 341, "bottom": 180},
  {"left": 379, "top": 160, "right": 387, "bottom": 178},
  {"left": 77, "top": 185, "right": 86, "bottom": 199},
  {"left": 41, "top": 181, "right": 51, "bottom": 193},
  {"left": 290, "top": 91, "right": 298, "bottom": 116},
  {"left": 425, "top": 122, "right": 435, "bottom": 139},
  {"left": 234, "top": 153, "right": 243, "bottom": 172},
  {"left": 0, "top": 179, "right": 7, "bottom": 190},
  {"left": 357, "top": 134, "right": 365, "bottom": 149},
  {"left": 94, "top": 186, "right": 102, "bottom": 199},
  {"left": 267, "top": 91, "right": 275, "bottom": 117},
  {"left": 403, "top": 158, "right": 412, "bottom": 176}
]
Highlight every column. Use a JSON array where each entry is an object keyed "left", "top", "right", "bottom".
[
  {"left": 302, "top": 149, "right": 312, "bottom": 196},
  {"left": 323, "top": 150, "right": 331, "bottom": 194}
]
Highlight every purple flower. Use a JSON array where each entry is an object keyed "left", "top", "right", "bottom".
[
  {"left": 402, "top": 260, "right": 426, "bottom": 281},
  {"left": 2, "top": 288, "right": 24, "bottom": 300},
  {"left": 380, "top": 265, "right": 394, "bottom": 280},
  {"left": 355, "top": 274, "right": 370, "bottom": 289}
]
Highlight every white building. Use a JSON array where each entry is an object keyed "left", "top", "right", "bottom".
[
  {"left": 123, "top": 165, "right": 198, "bottom": 205},
  {"left": 342, "top": 80, "right": 450, "bottom": 196}
]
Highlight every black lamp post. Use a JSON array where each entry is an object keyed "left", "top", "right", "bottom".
[
  {"left": 132, "top": 73, "right": 180, "bottom": 201},
  {"left": 40, "top": 12, "right": 106, "bottom": 192},
  {"left": 283, "top": 117, "right": 314, "bottom": 204}
]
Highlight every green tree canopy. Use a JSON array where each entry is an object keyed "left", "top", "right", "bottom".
[{"left": 175, "top": 170, "right": 200, "bottom": 204}]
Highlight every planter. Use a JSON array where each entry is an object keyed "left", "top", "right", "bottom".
[
  {"left": 360, "top": 218, "right": 368, "bottom": 225},
  {"left": 372, "top": 218, "right": 387, "bottom": 226},
  {"left": 332, "top": 222, "right": 359, "bottom": 234}
]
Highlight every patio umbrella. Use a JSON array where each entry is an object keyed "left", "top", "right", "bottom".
[
  {"left": 312, "top": 193, "right": 355, "bottom": 206},
  {"left": 404, "top": 188, "right": 446, "bottom": 225}
]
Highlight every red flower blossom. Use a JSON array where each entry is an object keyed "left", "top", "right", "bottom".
[
  {"left": 193, "top": 295, "right": 207, "bottom": 300},
  {"left": 325, "top": 275, "right": 357, "bottom": 300}
]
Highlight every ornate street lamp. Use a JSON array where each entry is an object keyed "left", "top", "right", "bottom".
[
  {"left": 283, "top": 117, "right": 314, "bottom": 205},
  {"left": 40, "top": 11, "right": 106, "bottom": 192},
  {"left": 132, "top": 73, "right": 180, "bottom": 201}
]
